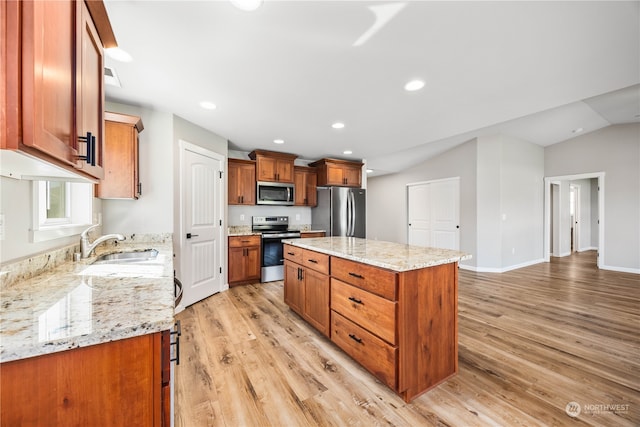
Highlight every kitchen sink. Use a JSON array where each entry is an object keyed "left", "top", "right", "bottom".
[{"left": 92, "top": 249, "right": 159, "bottom": 264}]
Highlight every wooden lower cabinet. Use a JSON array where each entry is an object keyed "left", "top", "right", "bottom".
[
  {"left": 301, "top": 231, "right": 326, "bottom": 238},
  {"left": 228, "top": 235, "right": 261, "bottom": 286},
  {"left": 0, "top": 332, "right": 170, "bottom": 427},
  {"left": 283, "top": 243, "right": 459, "bottom": 402},
  {"left": 283, "top": 245, "right": 330, "bottom": 336}
]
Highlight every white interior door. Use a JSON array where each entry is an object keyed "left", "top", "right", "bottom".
[
  {"left": 407, "top": 178, "right": 460, "bottom": 250},
  {"left": 408, "top": 184, "right": 431, "bottom": 246},
  {"left": 179, "top": 141, "right": 224, "bottom": 308},
  {"left": 431, "top": 178, "right": 459, "bottom": 250}
]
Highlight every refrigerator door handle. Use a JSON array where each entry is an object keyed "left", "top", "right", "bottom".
[{"left": 348, "top": 190, "right": 355, "bottom": 236}]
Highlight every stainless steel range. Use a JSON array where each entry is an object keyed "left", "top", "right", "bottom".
[{"left": 252, "top": 216, "right": 301, "bottom": 282}]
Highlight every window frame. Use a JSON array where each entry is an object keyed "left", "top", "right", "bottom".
[{"left": 31, "top": 180, "right": 93, "bottom": 242}]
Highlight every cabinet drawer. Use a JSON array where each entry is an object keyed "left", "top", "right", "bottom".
[
  {"left": 229, "top": 235, "right": 261, "bottom": 248},
  {"left": 331, "top": 257, "right": 397, "bottom": 300},
  {"left": 284, "top": 244, "right": 303, "bottom": 264},
  {"left": 302, "top": 249, "right": 329, "bottom": 275},
  {"left": 331, "top": 278, "right": 397, "bottom": 345},
  {"left": 331, "top": 311, "right": 397, "bottom": 390}
]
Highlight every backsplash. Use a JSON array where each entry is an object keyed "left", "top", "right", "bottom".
[{"left": 0, "top": 233, "right": 172, "bottom": 289}]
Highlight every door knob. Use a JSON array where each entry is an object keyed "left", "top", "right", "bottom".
[{"left": 186, "top": 233, "right": 199, "bottom": 239}]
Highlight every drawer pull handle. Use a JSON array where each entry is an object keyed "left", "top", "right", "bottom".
[
  {"left": 287, "top": 252, "right": 296, "bottom": 256},
  {"left": 308, "top": 259, "right": 318, "bottom": 264},
  {"left": 348, "top": 272, "right": 364, "bottom": 279},
  {"left": 170, "top": 320, "right": 182, "bottom": 365},
  {"left": 348, "top": 296, "right": 363, "bottom": 305},
  {"left": 348, "top": 334, "right": 363, "bottom": 344}
]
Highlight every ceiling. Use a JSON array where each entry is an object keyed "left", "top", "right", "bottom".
[{"left": 103, "top": 1, "right": 640, "bottom": 176}]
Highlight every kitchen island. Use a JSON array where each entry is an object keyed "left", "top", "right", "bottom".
[
  {"left": 0, "top": 237, "right": 175, "bottom": 426},
  {"left": 283, "top": 236, "right": 471, "bottom": 402}
]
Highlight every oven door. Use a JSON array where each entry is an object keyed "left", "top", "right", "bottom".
[{"left": 260, "top": 232, "right": 300, "bottom": 282}]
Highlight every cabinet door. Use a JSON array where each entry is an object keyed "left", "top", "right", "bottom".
[
  {"left": 284, "top": 261, "right": 304, "bottom": 315},
  {"left": 75, "top": 0, "right": 105, "bottom": 179},
  {"left": 245, "top": 246, "right": 261, "bottom": 281},
  {"left": 343, "top": 165, "right": 362, "bottom": 187},
  {"left": 257, "top": 156, "right": 279, "bottom": 182},
  {"left": 98, "top": 120, "right": 137, "bottom": 198},
  {"left": 325, "top": 164, "right": 345, "bottom": 186},
  {"left": 294, "top": 169, "right": 307, "bottom": 205},
  {"left": 295, "top": 168, "right": 317, "bottom": 206},
  {"left": 276, "top": 158, "right": 294, "bottom": 182},
  {"left": 228, "top": 160, "right": 256, "bottom": 205},
  {"left": 0, "top": 333, "right": 162, "bottom": 426},
  {"left": 228, "top": 247, "right": 247, "bottom": 284},
  {"left": 303, "top": 268, "right": 330, "bottom": 336},
  {"left": 306, "top": 171, "right": 317, "bottom": 205},
  {"left": 17, "top": 0, "right": 76, "bottom": 164}
]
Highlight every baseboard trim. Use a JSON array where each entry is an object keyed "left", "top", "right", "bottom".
[
  {"left": 600, "top": 264, "right": 640, "bottom": 274},
  {"left": 460, "top": 258, "right": 545, "bottom": 273}
]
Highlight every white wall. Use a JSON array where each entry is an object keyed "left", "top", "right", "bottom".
[
  {"left": 368, "top": 134, "right": 544, "bottom": 271},
  {"left": 545, "top": 123, "right": 640, "bottom": 272},
  {"left": 368, "top": 139, "right": 478, "bottom": 268},
  {"left": 475, "top": 135, "right": 544, "bottom": 271},
  {"left": 102, "top": 102, "right": 174, "bottom": 235},
  {"left": 0, "top": 176, "right": 92, "bottom": 263}
]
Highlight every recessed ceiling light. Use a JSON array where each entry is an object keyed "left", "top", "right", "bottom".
[
  {"left": 230, "top": 0, "right": 263, "bottom": 11},
  {"left": 572, "top": 127, "right": 583, "bottom": 134},
  {"left": 273, "top": 139, "right": 284, "bottom": 144},
  {"left": 106, "top": 47, "right": 133, "bottom": 62},
  {"left": 366, "top": 169, "right": 373, "bottom": 173},
  {"left": 199, "top": 101, "right": 217, "bottom": 110},
  {"left": 343, "top": 150, "right": 353, "bottom": 155},
  {"left": 404, "top": 79, "right": 425, "bottom": 91},
  {"left": 332, "top": 122, "right": 345, "bottom": 129}
]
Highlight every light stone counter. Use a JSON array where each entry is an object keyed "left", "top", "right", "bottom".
[
  {"left": 282, "top": 237, "right": 471, "bottom": 272},
  {"left": 0, "top": 238, "right": 174, "bottom": 363}
]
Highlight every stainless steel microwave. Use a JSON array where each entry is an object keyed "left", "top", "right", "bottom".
[{"left": 256, "top": 181, "right": 295, "bottom": 205}]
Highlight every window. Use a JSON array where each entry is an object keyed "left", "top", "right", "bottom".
[{"left": 31, "top": 180, "right": 93, "bottom": 242}]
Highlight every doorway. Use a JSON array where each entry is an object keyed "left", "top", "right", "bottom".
[
  {"left": 177, "top": 140, "right": 225, "bottom": 311},
  {"left": 407, "top": 177, "right": 460, "bottom": 250},
  {"left": 544, "top": 172, "right": 603, "bottom": 268}
]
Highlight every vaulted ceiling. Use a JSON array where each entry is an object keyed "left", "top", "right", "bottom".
[{"left": 104, "top": 1, "right": 640, "bottom": 176}]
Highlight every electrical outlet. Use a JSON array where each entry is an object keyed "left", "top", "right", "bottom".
[
  {"left": 240, "top": 214, "right": 245, "bottom": 221},
  {"left": 295, "top": 214, "right": 300, "bottom": 221}
]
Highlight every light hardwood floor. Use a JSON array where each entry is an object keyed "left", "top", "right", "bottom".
[{"left": 175, "top": 251, "right": 640, "bottom": 426}]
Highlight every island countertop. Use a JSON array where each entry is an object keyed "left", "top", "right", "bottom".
[
  {"left": 0, "top": 239, "right": 174, "bottom": 363},
  {"left": 283, "top": 236, "right": 471, "bottom": 272}
]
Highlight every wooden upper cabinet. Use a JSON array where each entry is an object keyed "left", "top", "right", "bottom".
[
  {"left": 97, "top": 112, "right": 144, "bottom": 199},
  {"left": 75, "top": 0, "right": 106, "bottom": 179},
  {"left": 228, "top": 158, "right": 256, "bottom": 205},
  {"left": 2, "top": 0, "right": 116, "bottom": 180},
  {"left": 309, "top": 158, "right": 363, "bottom": 188},
  {"left": 249, "top": 149, "right": 297, "bottom": 183},
  {"left": 294, "top": 166, "right": 317, "bottom": 206}
]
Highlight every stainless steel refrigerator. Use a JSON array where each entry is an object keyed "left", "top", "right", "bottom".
[{"left": 312, "top": 187, "right": 366, "bottom": 238}]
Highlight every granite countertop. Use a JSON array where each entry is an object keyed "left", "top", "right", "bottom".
[
  {"left": 0, "top": 239, "right": 174, "bottom": 363},
  {"left": 282, "top": 237, "right": 472, "bottom": 272}
]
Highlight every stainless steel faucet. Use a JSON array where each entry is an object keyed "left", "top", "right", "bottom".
[{"left": 80, "top": 224, "right": 126, "bottom": 258}]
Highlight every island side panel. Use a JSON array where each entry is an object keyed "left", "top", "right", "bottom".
[{"left": 397, "top": 262, "right": 459, "bottom": 402}]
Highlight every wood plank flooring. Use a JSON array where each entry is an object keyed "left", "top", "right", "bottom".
[{"left": 175, "top": 251, "right": 640, "bottom": 426}]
